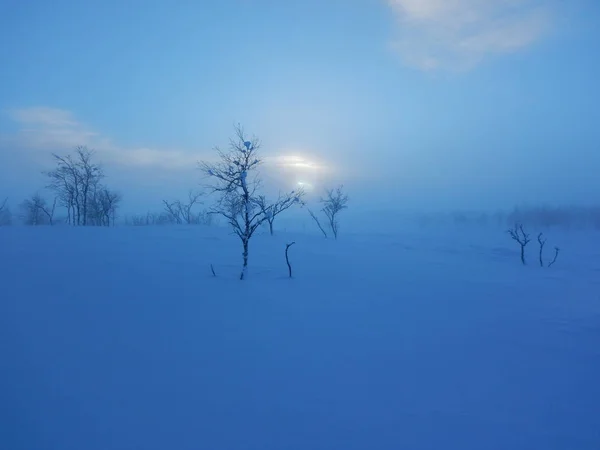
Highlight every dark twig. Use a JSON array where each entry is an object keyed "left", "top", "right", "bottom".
[
  {"left": 548, "top": 247, "right": 560, "bottom": 267},
  {"left": 537, "top": 232, "right": 547, "bottom": 267},
  {"left": 285, "top": 242, "right": 296, "bottom": 278},
  {"left": 507, "top": 223, "right": 531, "bottom": 265},
  {"left": 211, "top": 264, "right": 217, "bottom": 277},
  {"left": 308, "top": 209, "right": 328, "bottom": 238}
]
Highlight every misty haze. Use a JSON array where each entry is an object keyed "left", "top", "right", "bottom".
[{"left": 1, "top": 1, "right": 599, "bottom": 449}]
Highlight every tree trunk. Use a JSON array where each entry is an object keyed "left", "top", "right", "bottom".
[
  {"left": 82, "top": 187, "right": 88, "bottom": 226},
  {"left": 75, "top": 200, "right": 81, "bottom": 226},
  {"left": 240, "top": 239, "right": 249, "bottom": 280},
  {"left": 269, "top": 220, "right": 274, "bottom": 236},
  {"left": 520, "top": 245, "right": 526, "bottom": 265}
]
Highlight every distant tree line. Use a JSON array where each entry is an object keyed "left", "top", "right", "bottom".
[
  {"left": 0, "top": 197, "right": 11, "bottom": 226},
  {"left": 415, "top": 206, "right": 600, "bottom": 231}
]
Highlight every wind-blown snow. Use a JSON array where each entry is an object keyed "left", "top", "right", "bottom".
[{"left": 1, "top": 224, "right": 599, "bottom": 449}]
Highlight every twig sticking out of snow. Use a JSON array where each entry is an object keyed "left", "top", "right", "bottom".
[
  {"left": 285, "top": 242, "right": 296, "bottom": 278},
  {"left": 211, "top": 264, "right": 217, "bottom": 277},
  {"left": 548, "top": 247, "right": 560, "bottom": 268},
  {"left": 537, "top": 232, "right": 547, "bottom": 267},
  {"left": 507, "top": 223, "right": 531, "bottom": 265}
]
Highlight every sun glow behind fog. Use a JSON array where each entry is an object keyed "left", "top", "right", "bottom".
[
  {"left": 296, "top": 181, "right": 314, "bottom": 191},
  {"left": 267, "top": 153, "right": 329, "bottom": 192},
  {"left": 284, "top": 157, "right": 317, "bottom": 170}
]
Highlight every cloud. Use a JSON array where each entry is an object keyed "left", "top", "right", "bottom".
[
  {"left": 267, "top": 154, "right": 328, "bottom": 172},
  {"left": 2, "top": 107, "right": 200, "bottom": 170},
  {"left": 0, "top": 107, "right": 338, "bottom": 196},
  {"left": 386, "top": 0, "right": 552, "bottom": 70}
]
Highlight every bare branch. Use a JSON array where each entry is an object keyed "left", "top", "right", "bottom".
[
  {"left": 256, "top": 189, "right": 305, "bottom": 235},
  {"left": 39, "top": 197, "right": 57, "bottom": 225},
  {"left": 163, "top": 200, "right": 183, "bottom": 224},
  {"left": 548, "top": 247, "right": 560, "bottom": 268},
  {"left": 181, "top": 190, "right": 204, "bottom": 224},
  {"left": 20, "top": 194, "right": 55, "bottom": 226},
  {"left": 507, "top": 223, "right": 531, "bottom": 265},
  {"left": 320, "top": 185, "right": 349, "bottom": 239},
  {"left": 308, "top": 208, "right": 328, "bottom": 238}
]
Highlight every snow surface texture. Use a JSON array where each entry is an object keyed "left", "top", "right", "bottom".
[{"left": 1, "top": 225, "right": 599, "bottom": 450}]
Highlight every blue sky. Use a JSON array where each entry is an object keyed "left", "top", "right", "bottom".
[{"left": 1, "top": 0, "right": 599, "bottom": 214}]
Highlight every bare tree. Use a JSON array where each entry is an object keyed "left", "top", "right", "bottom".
[
  {"left": 44, "top": 198, "right": 57, "bottom": 225},
  {"left": 162, "top": 190, "right": 203, "bottom": 225},
  {"left": 20, "top": 194, "right": 57, "bottom": 226},
  {"left": 507, "top": 223, "right": 531, "bottom": 265},
  {"left": 0, "top": 198, "right": 11, "bottom": 226},
  {"left": 200, "top": 124, "right": 282, "bottom": 280},
  {"left": 46, "top": 154, "right": 78, "bottom": 224},
  {"left": 321, "top": 185, "right": 349, "bottom": 239},
  {"left": 130, "top": 212, "right": 161, "bottom": 226},
  {"left": 308, "top": 208, "right": 328, "bottom": 238},
  {"left": 21, "top": 195, "right": 46, "bottom": 226},
  {"left": 256, "top": 190, "right": 304, "bottom": 236},
  {"left": 93, "top": 188, "right": 122, "bottom": 226},
  {"left": 77, "top": 147, "right": 103, "bottom": 226},
  {"left": 181, "top": 191, "right": 203, "bottom": 224},
  {"left": 46, "top": 146, "right": 104, "bottom": 226},
  {"left": 131, "top": 205, "right": 213, "bottom": 227},
  {"left": 162, "top": 200, "right": 183, "bottom": 224}
]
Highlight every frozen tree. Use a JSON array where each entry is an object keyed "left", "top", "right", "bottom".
[
  {"left": 321, "top": 185, "right": 349, "bottom": 239},
  {"left": 200, "top": 124, "right": 286, "bottom": 280},
  {"left": 256, "top": 190, "right": 305, "bottom": 236},
  {"left": 20, "top": 194, "right": 57, "bottom": 225}
]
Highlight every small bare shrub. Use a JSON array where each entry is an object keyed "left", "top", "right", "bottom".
[{"left": 507, "top": 224, "right": 531, "bottom": 265}]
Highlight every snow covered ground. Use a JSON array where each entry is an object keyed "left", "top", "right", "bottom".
[{"left": 1, "top": 224, "right": 599, "bottom": 449}]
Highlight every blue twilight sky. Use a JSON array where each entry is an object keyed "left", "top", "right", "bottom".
[{"left": 1, "top": 0, "right": 599, "bottom": 214}]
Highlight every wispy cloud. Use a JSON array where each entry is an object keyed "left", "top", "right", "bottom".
[
  {"left": 0, "top": 107, "right": 337, "bottom": 194},
  {"left": 386, "top": 0, "right": 552, "bottom": 70},
  {"left": 2, "top": 107, "right": 200, "bottom": 170}
]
